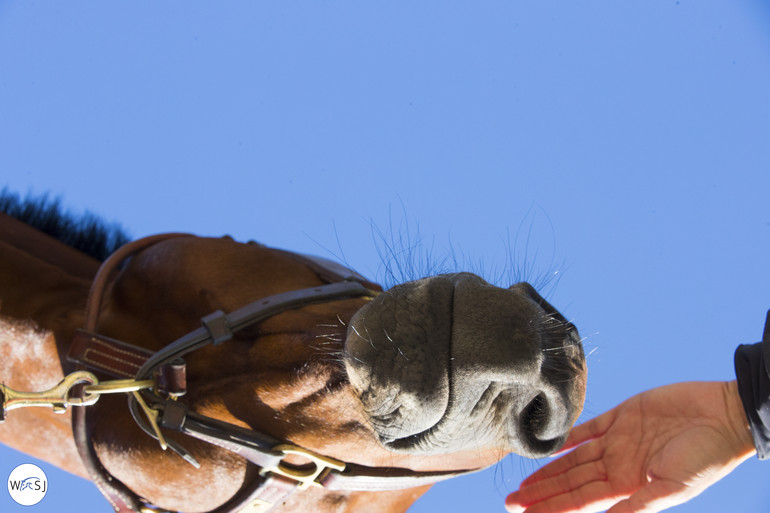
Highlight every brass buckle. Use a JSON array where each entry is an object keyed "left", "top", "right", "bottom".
[{"left": 261, "top": 444, "right": 345, "bottom": 490}]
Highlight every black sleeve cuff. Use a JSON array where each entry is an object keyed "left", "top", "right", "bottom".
[{"left": 734, "top": 310, "right": 770, "bottom": 460}]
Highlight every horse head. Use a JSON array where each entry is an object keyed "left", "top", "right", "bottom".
[
  {"left": 84, "top": 236, "right": 585, "bottom": 512},
  {"left": 0, "top": 206, "right": 586, "bottom": 513}
]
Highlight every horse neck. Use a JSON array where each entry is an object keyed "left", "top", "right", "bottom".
[
  {"left": 0, "top": 212, "right": 100, "bottom": 281},
  {"left": 0, "top": 213, "right": 97, "bottom": 352}
]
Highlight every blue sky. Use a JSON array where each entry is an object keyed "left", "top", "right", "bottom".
[{"left": 1, "top": 2, "right": 769, "bottom": 512}]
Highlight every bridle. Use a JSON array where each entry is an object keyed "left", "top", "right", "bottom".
[{"left": 54, "top": 234, "right": 488, "bottom": 513}]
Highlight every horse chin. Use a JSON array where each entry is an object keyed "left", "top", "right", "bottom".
[{"left": 343, "top": 273, "right": 586, "bottom": 459}]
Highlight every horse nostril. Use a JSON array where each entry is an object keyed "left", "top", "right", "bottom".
[
  {"left": 518, "top": 392, "right": 568, "bottom": 457},
  {"left": 522, "top": 393, "right": 549, "bottom": 438}
]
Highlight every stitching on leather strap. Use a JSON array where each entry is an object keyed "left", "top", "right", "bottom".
[
  {"left": 87, "top": 337, "right": 150, "bottom": 360},
  {"left": 82, "top": 348, "right": 141, "bottom": 378}
]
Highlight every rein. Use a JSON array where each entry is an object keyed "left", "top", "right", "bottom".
[{"left": 2, "top": 234, "right": 488, "bottom": 513}]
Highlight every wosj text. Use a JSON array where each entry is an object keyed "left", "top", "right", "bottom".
[{"left": 9, "top": 476, "right": 47, "bottom": 493}]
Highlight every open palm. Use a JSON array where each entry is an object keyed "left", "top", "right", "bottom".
[{"left": 506, "top": 381, "right": 756, "bottom": 513}]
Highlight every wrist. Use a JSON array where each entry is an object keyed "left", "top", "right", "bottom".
[{"left": 724, "top": 380, "right": 757, "bottom": 460}]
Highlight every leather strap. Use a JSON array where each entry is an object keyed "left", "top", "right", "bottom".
[
  {"left": 72, "top": 233, "right": 195, "bottom": 513},
  {"left": 159, "top": 401, "right": 284, "bottom": 470},
  {"left": 155, "top": 399, "right": 488, "bottom": 496},
  {"left": 321, "top": 464, "right": 485, "bottom": 492},
  {"left": 212, "top": 474, "right": 298, "bottom": 513},
  {"left": 136, "top": 281, "right": 376, "bottom": 382},
  {"left": 270, "top": 248, "right": 381, "bottom": 292},
  {"left": 69, "top": 330, "right": 155, "bottom": 379},
  {"left": 71, "top": 404, "right": 144, "bottom": 512}
]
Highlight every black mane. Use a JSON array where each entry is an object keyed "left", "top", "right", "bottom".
[{"left": 0, "top": 189, "right": 131, "bottom": 261}]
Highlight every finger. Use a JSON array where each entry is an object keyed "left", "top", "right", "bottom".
[
  {"left": 508, "top": 480, "right": 627, "bottom": 513},
  {"left": 605, "top": 479, "right": 685, "bottom": 513},
  {"left": 507, "top": 460, "right": 607, "bottom": 505},
  {"left": 508, "top": 457, "right": 608, "bottom": 508},
  {"left": 521, "top": 437, "right": 606, "bottom": 487}
]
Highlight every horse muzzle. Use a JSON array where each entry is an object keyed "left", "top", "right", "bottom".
[{"left": 344, "top": 273, "right": 586, "bottom": 458}]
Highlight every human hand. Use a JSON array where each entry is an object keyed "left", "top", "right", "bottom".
[{"left": 505, "top": 381, "right": 756, "bottom": 513}]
